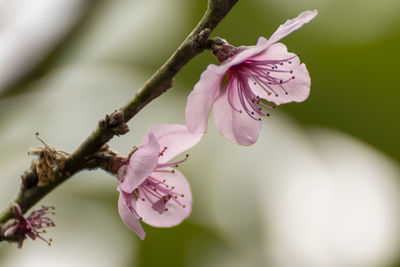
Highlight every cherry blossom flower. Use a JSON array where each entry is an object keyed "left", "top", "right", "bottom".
[
  {"left": 117, "top": 124, "right": 202, "bottom": 239},
  {"left": 4, "top": 203, "right": 55, "bottom": 248},
  {"left": 185, "top": 10, "right": 318, "bottom": 146}
]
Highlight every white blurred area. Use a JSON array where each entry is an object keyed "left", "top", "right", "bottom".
[
  {"left": 0, "top": 1, "right": 399, "bottom": 267},
  {"left": 0, "top": 0, "right": 89, "bottom": 93}
]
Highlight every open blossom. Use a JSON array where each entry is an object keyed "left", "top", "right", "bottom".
[
  {"left": 117, "top": 124, "right": 202, "bottom": 239},
  {"left": 4, "top": 204, "right": 55, "bottom": 248},
  {"left": 185, "top": 10, "right": 318, "bottom": 146}
]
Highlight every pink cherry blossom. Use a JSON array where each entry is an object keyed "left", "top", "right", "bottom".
[
  {"left": 185, "top": 10, "right": 318, "bottom": 146},
  {"left": 117, "top": 124, "right": 202, "bottom": 239}
]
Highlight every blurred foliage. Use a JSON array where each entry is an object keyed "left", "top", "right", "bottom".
[{"left": 137, "top": 222, "right": 228, "bottom": 267}]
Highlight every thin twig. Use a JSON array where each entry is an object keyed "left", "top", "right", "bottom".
[{"left": 0, "top": 0, "right": 238, "bottom": 243}]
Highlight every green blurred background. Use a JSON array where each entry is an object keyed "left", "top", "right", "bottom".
[{"left": 0, "top": 0, "right": 399, "bottom": 266}]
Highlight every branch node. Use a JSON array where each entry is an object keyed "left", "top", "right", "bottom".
[
  {"left": 20, "top": 162, "right": 38, "bottom": 188},
  {"left": 194, "top": 28, "right": 211, "bottom": 51},
  {"left": 84, "top": 146, "right": 125, "bottom": 174},
  {"left": 206, "top": 37, "right": 243, "bottom": 62},
  {"left": 99, "top": 110, "right": 129, "bottom": 137}
]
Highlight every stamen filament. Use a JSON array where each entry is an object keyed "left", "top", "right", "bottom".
[{"left": 224, "top": 53, "right": 297, "bottom": 120}]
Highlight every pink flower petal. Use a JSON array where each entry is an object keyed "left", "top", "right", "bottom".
[
  {"left": 221, "top": 9, "right": 317, "bottom": 68},
  {"left": 185, "top": 64, "right": 227, "bottom": 134},
  {"left": 251, "top": 43, "right": 310, "bottom": 104},
  {"left": 185, "top": 47, "right": 264, "bottom": 136},
  {"left": 135, "top": 170, "right": 192, "bottom": 227},
  {"left": 268, "top": 10, "right": 318, "bottom": 45},
  {"left": 227, "top": 45, "right": 259, "bottom": 65},
  {"left": 256, "top": 36, "right": 268, "bottom": 46},
  {"left": 120, "top": 133, "right": 160, "bottom": 193},
  {"left": 117, "top": 192, "right": 145, "bottom": 239},
  {"left": 147, "top": 124, "right": 202, "bottom": 163},
  {"left": 213, "top": 82, "right": 261, "bottom": 146},
  {"left": 222, "top": 43, "right": 265, "bottom": 69}
]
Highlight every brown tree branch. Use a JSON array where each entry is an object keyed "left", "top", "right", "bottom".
[{"left": 0, "top": 0, "right": 238, "bottom": 243}]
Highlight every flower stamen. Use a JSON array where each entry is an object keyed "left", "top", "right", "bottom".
[
  {"left": 127, "top": 147, "right": 189, "bottom": 216},
  {"left": 6, "top": 204, "right": 56, "bottom": 248},
  {"left": 225, "top": 55, "right": 298, "bottom": 120}
]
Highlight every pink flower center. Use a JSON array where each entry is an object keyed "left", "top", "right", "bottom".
[
  {"left": 226, "top": 55, "right": 297, "bottom": 120},
  {"left": 129, "top": 147, "right": 188, "bottom": 218}
]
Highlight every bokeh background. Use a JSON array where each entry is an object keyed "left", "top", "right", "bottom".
[{"left": 0, "top": 0, "right": 399, "bottom": 266}]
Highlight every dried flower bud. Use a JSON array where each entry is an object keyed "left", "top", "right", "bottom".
[{"left": 28, "top": 133, "right": 69, "bottom": 187}]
